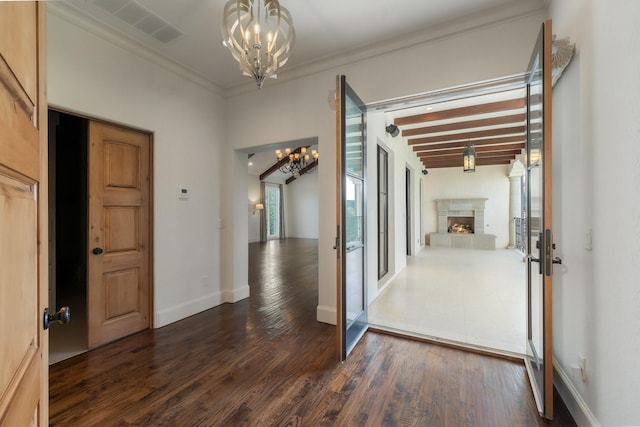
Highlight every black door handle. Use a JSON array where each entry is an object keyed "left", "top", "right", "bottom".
[
  {"left": 93, "top": 247, "right": 104, "bottom": 255},
  {"left": 552, "top": 256, "right": 562, "bottom": 265}
]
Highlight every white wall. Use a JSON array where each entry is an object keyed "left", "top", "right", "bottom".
[
  {"left": 549, "top": 1, "right": 640, "bottom": 425},
  {"left": 47, "top": 8, "right": 233, "bottom": 327},
  {"left": 248, "top": 175, "right": 261, "bottom": 243},
  {"left": 285, "top": 173, "right": 319, "bottom": 239},
  {"left": 365, "top": 111, "right": 424, "bottom": 304},
  {"left": 422, "top": 165, "right": 511, "bottom": 248},
  {"left": 224, "top": 10, "right": 547, "bottom": 325}
]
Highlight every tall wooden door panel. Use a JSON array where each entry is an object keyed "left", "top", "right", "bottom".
[
  {"left": 524, "top": 20, "right": 555, "bottom": 419},
  {"left": 88, "top": 122, "right": 151, "bottom": 348},
  {"left": 0, "top": 2, "right": 48, "bottom": 425}
]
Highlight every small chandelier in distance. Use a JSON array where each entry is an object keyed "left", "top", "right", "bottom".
[
  {"left": 275, "top": 147, "right": 318, "bottom": 178},
  {"left": 221, "top": 0, "right": 295, "bottom": 89},
  {"left": 463, "top": 144, "right": 477, "bottom": 173}
]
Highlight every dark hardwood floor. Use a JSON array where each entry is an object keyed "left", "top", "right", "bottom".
[{"left": 50, "top": 238, "right": 576, "bottom": 426}]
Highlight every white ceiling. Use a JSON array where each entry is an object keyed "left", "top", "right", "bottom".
[{"left": 57, "top": 0, "right": 545, "bottom": 94}]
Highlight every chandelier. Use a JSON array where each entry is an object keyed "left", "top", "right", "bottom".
[
  {"left": 275, "top": 147, "right": 318, "bottom": 178},
  {"left": 221, "top": 0, "right": 295, "bottom": 89}
]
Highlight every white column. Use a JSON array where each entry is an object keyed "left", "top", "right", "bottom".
[
  {"left": 507, "top": 175, "right": 522, "bottom": 249},
  {"left": 507, "top": 159, "right": 525, "bottom": 249}
]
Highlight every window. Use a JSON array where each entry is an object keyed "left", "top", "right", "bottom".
[{"left": 265, "top": 184, "right": 280, "bottom": 240}]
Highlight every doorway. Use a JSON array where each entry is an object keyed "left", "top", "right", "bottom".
[
  {"left": 367, "top": 76, "right": 530, "bottom": 356},
  {"left": 48, "top": 110, "right": 88, "bottom": 364},
  {"left": 48, "top": 110, "right": 153, "bottom": 364}
]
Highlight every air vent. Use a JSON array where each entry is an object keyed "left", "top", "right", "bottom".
[{"left": 91, "top": 0, "right": 183, "bottom": 43}]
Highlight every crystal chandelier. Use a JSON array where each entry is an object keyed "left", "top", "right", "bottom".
[
  {"left": 221, "top": 0, "right": 295, "bottom": 89},
  {"left": 275, "top": 147, "right": 318, "bottom": 178}
]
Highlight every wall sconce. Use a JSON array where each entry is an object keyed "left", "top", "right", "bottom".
[
  {"left": 385, "top": 124, "right": 399, "bottom": 137},
  {"left": 253, "top": 203, "right": 264, "bottom": 215},
  {"left": 463, "top": 144, "right": 476, "bottom": 173}
]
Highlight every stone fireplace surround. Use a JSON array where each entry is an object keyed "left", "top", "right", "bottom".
[{"left": 429, "top": 198, "right": 496, "bottom": 250}]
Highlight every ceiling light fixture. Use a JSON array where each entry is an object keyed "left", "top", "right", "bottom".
[
  {"left": 275, "top": 147, "right": 318, "bottom": 178},
  {"left": 463, "top": 143, "right": 476, "bottom": 173},
  {"left": 221, "top": 0, "right": 295, "bottom": 89}
]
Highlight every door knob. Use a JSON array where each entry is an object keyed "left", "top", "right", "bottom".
[
  {"left": 93, "top": 247, "right": 104, "bottom": 255},
  {"left": 43, "top": 306, "right": 70, "bottom": 330}
]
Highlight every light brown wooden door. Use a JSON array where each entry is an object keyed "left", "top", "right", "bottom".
[
  {"left": 87, "top": 122, "right": 151, "bottom": 348},
  {"left": 0, "top": 2, "right": 48, "bottom": 426},
  {"left": 524, "top": 20, "right": 555, "bottom": 419}
]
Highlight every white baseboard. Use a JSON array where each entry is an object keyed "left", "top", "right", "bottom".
[
  {"left": 317, "top": 305, "right": 336, "bottom": 325},
  {"left": 553, "top": 359, "right": 601, "bottom": 427},
  {"left": 222, "top": 284, "right": 250, "bottom": 303},
  {"left": 154, "top": 291, "right": 223, "bottom": 328}
]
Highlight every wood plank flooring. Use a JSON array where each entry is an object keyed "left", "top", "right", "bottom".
[{"left": 50, "top": 238, "right": 576, "bottom": 426}]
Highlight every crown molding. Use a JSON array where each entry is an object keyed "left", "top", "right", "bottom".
[{"left": 47, "top": 2, "right": 225, "bottom": 97}]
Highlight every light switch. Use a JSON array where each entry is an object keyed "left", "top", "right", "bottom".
[{"left": 584, "top": 228, "right": 592, "bottom": 251}]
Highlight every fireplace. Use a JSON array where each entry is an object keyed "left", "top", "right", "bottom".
[
  {"left": 429, "top": 198, "right": 496, "bottom": 249},
  {"left": 448, "top": 216, "right": 474, "bottom": 234}
]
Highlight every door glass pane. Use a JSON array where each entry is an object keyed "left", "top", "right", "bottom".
[
  {"left": 339, "top": 76, "right": 367, "bottom": 360},
  {"left": 345, "top": 97, "right": 364, "bottom": 177},
  {"left": 345, "top": 175, "right": 364, "bottom": 328},
  {"left": 378, "top": 146, "right": 388, "bottom": 279},
  {"left": 345, "top": 175, "right": 363, "bottom": 246}
]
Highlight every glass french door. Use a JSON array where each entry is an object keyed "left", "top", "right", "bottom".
[
  {"left": 525, "top": 20, "right": 555, "bottom": 419},
  {"left": 336, "top": 75, "right": 367, "bottom": 360}
]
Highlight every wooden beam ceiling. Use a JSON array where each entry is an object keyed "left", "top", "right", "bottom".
[
  {"left": 402, "top": 113, "right": 525, "bottom": 137},
  {"left": 392, "top": 94, "right": 528, "bottom": 169},
  {"left": 412, "top": 135, "right": 524, "bottom": 153},
  {"left": 394, "top": 98, "right": 525, "bottom": 126}
]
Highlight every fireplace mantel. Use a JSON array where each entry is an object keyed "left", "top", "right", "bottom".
[{"left": 430, "top": 198, "right": 496, "bottom": 250}]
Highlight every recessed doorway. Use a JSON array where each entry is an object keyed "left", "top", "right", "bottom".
[{"left": 48, "top": 110, "right": 153, "bottom": 364}]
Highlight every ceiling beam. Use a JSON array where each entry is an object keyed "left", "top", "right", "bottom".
[
  {"left": 395, "top": 98, "right": 525, "bottom": 126},
  {"left": 417, "top": 143, "right": 524, "bottom": 156},
  {"left": 259, "top": 146, "right": 308, "bottom": 181},
  {"left": 402, "top": 113, "right": 525, "bottom": 137},
  {"left": 420, "top": 149, "right": 522, "bottom": 162},
  {"left": 412, "top": 135, "right": 524, "bottom": 152},
  {"left": 408, "top": 125, "right": 525, "bottom": 145},
  {"left": 423, "top": 159, "right": 513, "bottom": 169}
]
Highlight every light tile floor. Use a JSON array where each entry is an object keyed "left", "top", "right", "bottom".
[{"left": 368, "top": 246, "right": 527, "bottom": 354}]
